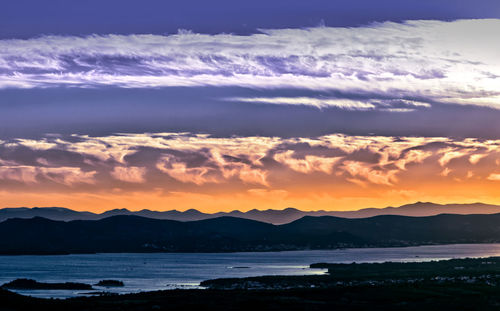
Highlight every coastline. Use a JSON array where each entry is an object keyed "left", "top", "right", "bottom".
[
  {"left": 0, "top": 241, "right": 499, "bottom": 256},
  {"left": 2, "top": 256, "right": 500, "bottom": 310}
]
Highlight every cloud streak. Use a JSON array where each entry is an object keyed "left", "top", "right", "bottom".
[{"left": 0, "top": 19, "right": 499, "bottom": 109}]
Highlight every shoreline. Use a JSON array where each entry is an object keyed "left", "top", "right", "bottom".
[
  {"left": 4, "top": 255, "right": 500, "bottom": 297},
  {"left": 1, "top": 242, "right": 499, "bottom": 256},
  {"left": 2, "top": 256, "right": 500, "bottom": 310}
]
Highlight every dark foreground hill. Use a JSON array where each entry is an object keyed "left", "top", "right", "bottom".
[
  {"left": 0, "top": 213, "right": 499, "bottom": 255},
  {"left": 2, "top": 284, "right": 500, "bottom": 311},
  {"left": 1, "top": 202, "right": 500, "bottom": 224}
]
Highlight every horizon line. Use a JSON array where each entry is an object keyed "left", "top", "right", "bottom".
[{"left": 2, "top": 200, "right": 495, "bottom": 215}]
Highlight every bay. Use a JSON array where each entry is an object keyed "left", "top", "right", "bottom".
[{"left": 1, "top": 243, "right": 500, "bottom": 299}]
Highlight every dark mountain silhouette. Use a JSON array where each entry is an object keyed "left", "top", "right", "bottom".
[
  {"left": 0, "top": 207, "right": 97, "bottom": 222},
  {"left": 1, "top": 202, "right": 500, "bottom": 224},
  {"left": 1, "top": 213, "right": 499, "bottom": 255}
]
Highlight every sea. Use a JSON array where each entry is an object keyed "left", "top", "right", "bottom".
[{"left": 1, "top": 243, "right": 500, "bottom": 299}]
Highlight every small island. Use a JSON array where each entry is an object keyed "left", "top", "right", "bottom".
[
  {"left": 96, "top": 280, "right": 124, "bottom": 287},
  {"left": 1, "top": 279, "right": 92, "bottom": 290}
]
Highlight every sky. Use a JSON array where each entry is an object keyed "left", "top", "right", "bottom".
[{"left": 1, "top": 1, "right": 500, "bottom": 212}]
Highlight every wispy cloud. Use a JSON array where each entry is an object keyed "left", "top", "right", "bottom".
[
  {"left": 227, "top": 97, "right": 432, "bottom": 111},
  {"left": 0, "top": 20, "right": 499, "bottom": 109},
  {"left": 227, "top": 97, "right": 376, "bottom": 110},
  {"left": 111, "top": 166, "right": 147, "bottom": 183},
  {"left": 0, "top": 165, "right": 96, "bottom": 185},
  {"left": 487, "top": 173, "right": 500, "bottom": 181}
]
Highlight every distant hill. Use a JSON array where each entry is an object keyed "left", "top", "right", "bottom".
[
  {"left": 1, "top": 213, "right": 499, "bottom": 254},
  {"left": 1, "top": 202, "right": 500, "bottom": 224},
  {"left": 0, "top": 207, "right": 98, "bottom": 222}
]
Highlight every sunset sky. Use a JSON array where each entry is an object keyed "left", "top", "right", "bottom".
[{"left": 1, "top": 0, "right": 499, "bottom": 213}]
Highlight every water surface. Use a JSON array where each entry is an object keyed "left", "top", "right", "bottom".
[{"left": 1, "top": 243, "right": 499, "bottom": 298}]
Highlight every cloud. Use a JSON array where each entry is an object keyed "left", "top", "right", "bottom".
[
  {"left": 395, "top": 150, "right": 433, "bottom": 170},
  {"left": 438, "top": 149, "right": 469, "bottom": 166},
  {"left": 274, "top": 150, "right": 340, "bottom": 174},
  {"left": 111, "top": 166, "right": 147, "bottom": 183},
  {"left": 15, "top": 139, "right": 59, "bottom": 150},
  {"left": 238, "top": 166, "right": 269, "bottom": 186},
  {"left": 156, "top": 150, "right": 270, "bottom": 186},
  {"left": 228, "top": 97, "right": 376, "bottom": 110},
  {"left": 0, "top": 165, "right": 96, "bottom": 185},
  {"left": 341, "top": 161, "right": 399, "bottom": 186},
  {"left": 0, "top": 166, "right": 37, "bottom": 183},
  {"left": 469, "top": 153, "right": 488, "bottom": 164},
  {"left": 0, "top": 19, "right": 499, "bottom": 109},
  {"left": 228, "top": 97, "right": 431, "bottom": 111},
  {"left": 487, "top": 173, "right": 500, "bottom": 181},
  {"left": 39, "top": 167, "right": 96, "bottom": 185},
  {"left": 0, "top": 132, "right": 499, "bottom": 195},
  {"left": 440, "top": 167, "right": 452, "bottom": 177},
  {"left": 157, "top": 155, "right": 220, "bottom": 185}
]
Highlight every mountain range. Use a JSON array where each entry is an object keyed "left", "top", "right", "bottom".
[
  {"left": 1, "top": 213, "right": 499, "bottom": 255},
  {"left": 1, "top": 202, "right": 500, "bottom": 224}
]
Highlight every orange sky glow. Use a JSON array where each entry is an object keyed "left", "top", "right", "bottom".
[{"left": 0, "top": 133, "right": 499, "bottom": 213}]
